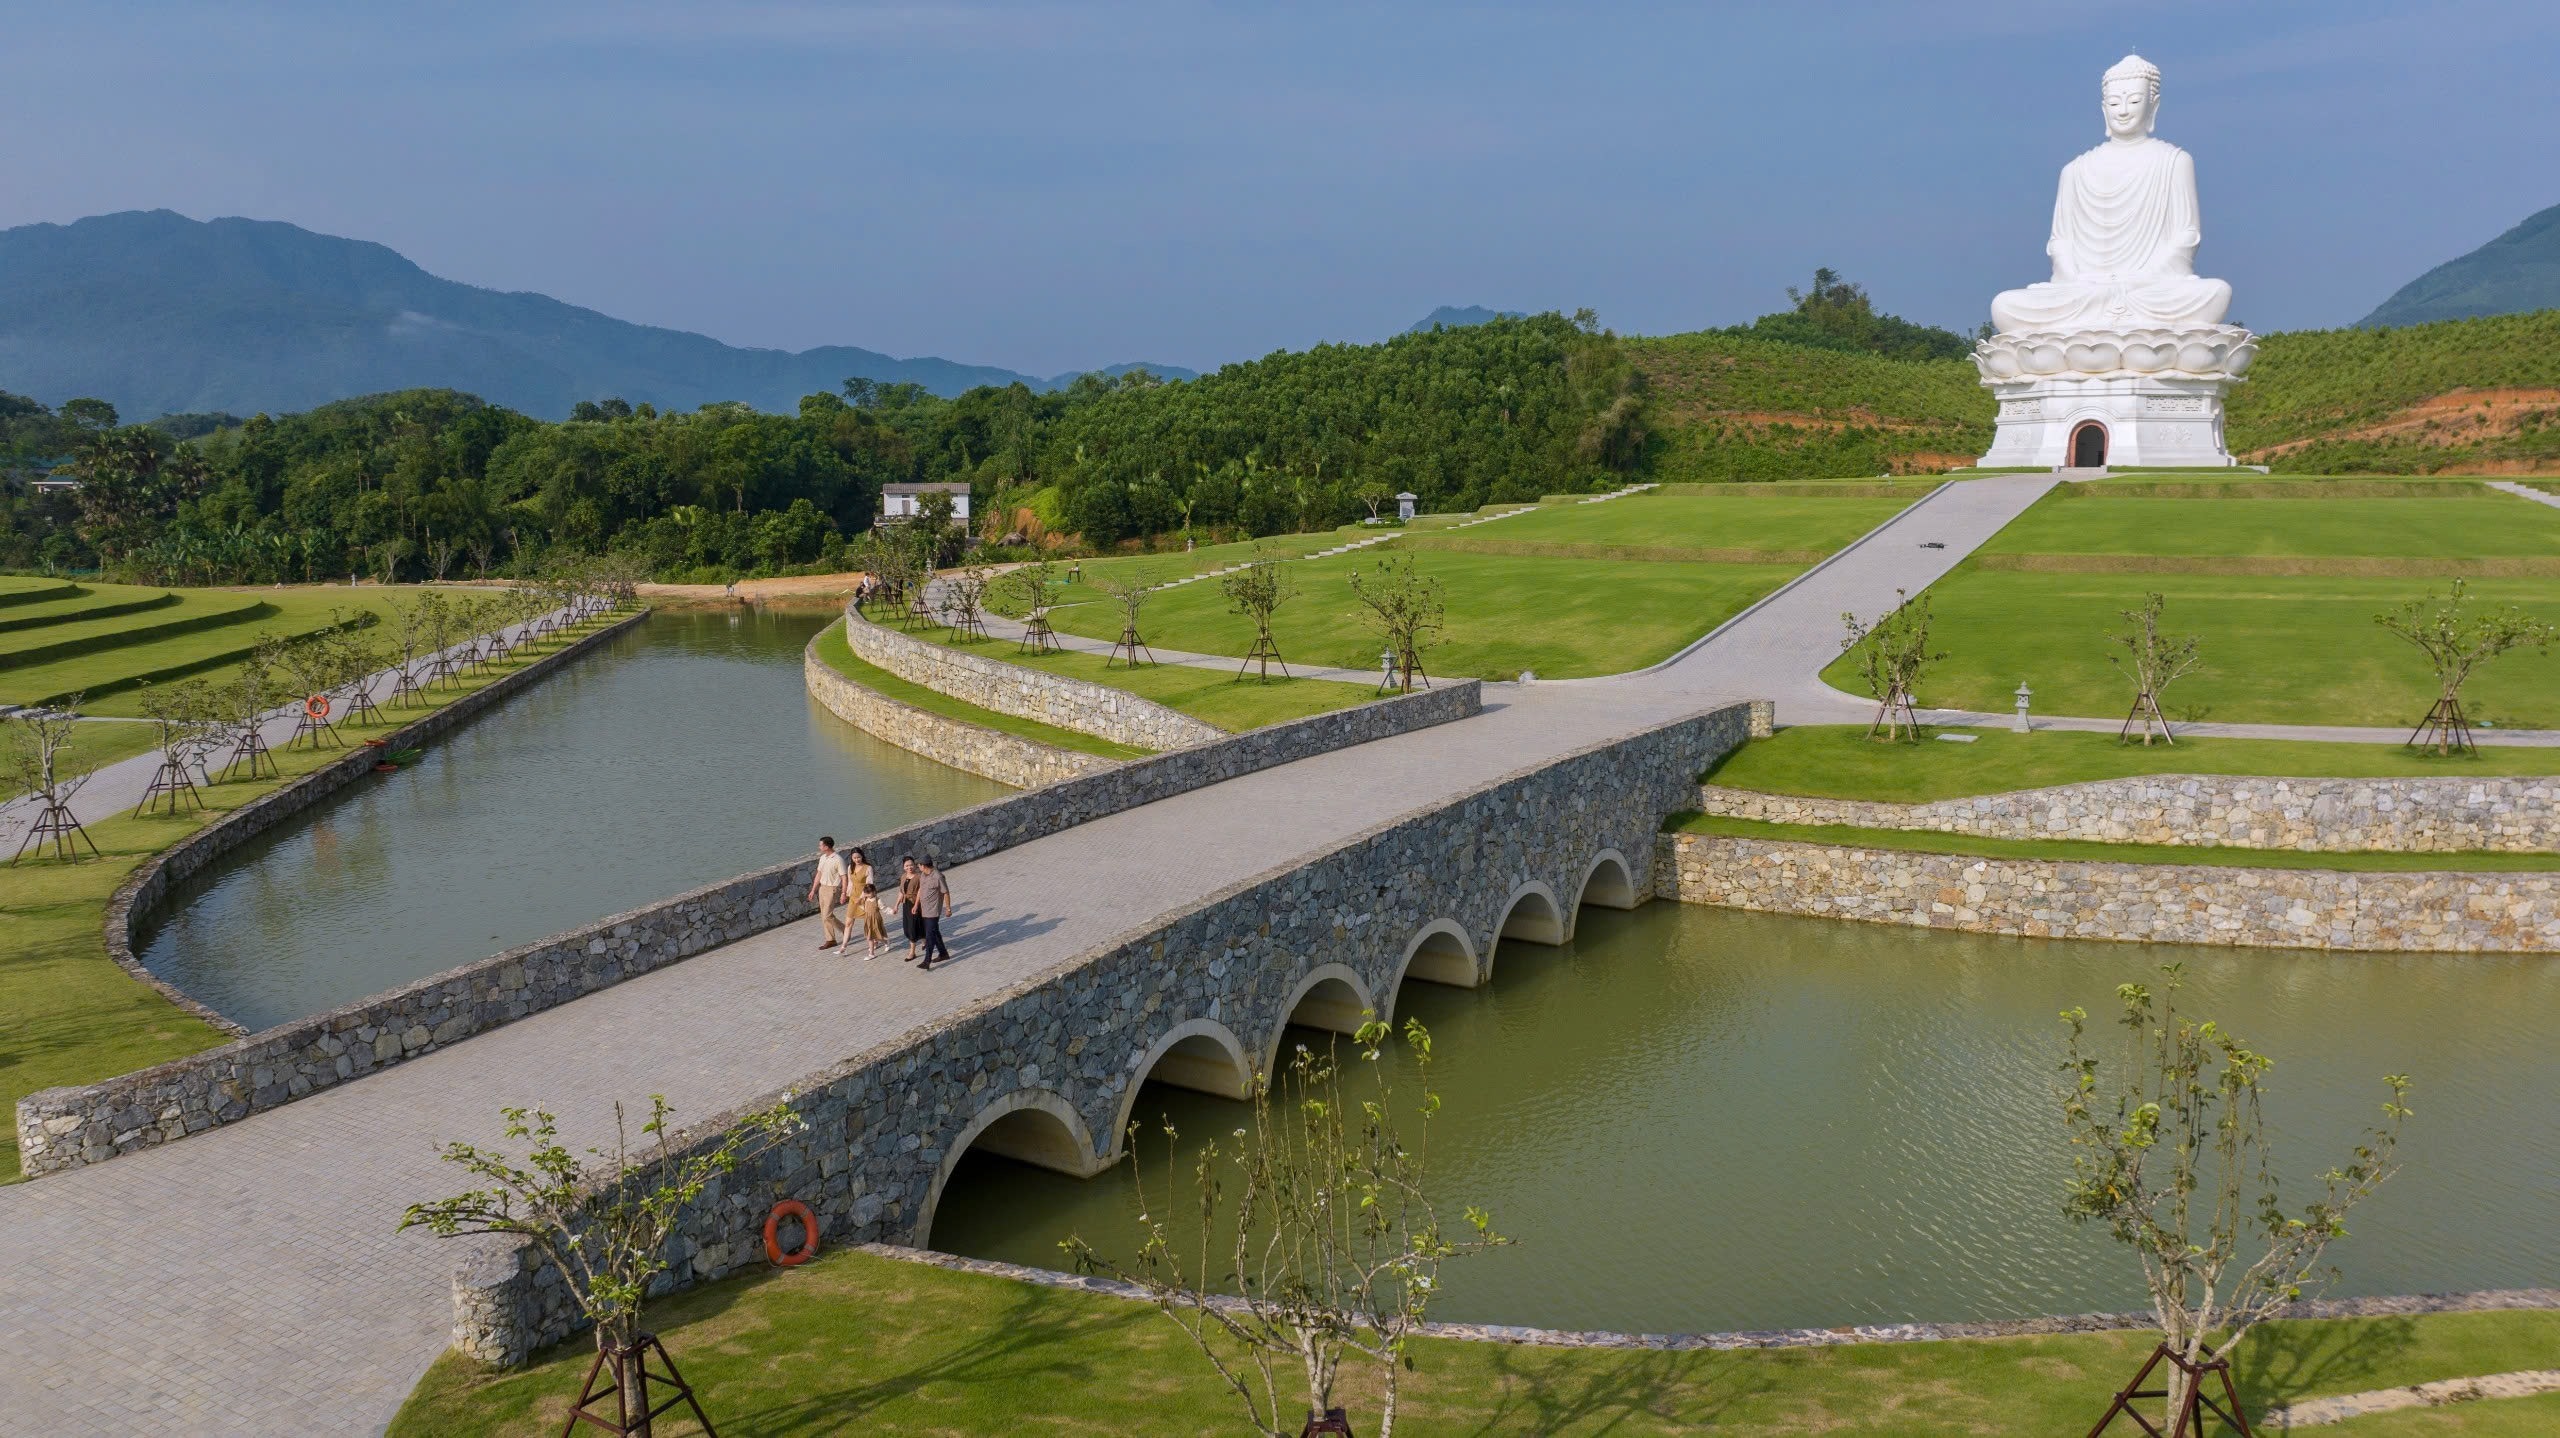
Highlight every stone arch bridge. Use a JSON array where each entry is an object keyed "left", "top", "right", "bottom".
[{"left": 469, "top": 699, "right": 1761, "bottom": 1357}]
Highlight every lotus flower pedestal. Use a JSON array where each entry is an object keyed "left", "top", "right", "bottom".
[{"left": 1972, "top": 325, "right": 2256, "bottom": 470}]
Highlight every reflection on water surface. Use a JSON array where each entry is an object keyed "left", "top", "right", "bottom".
[
  {"left": 141, "top": 609, "right": 1005, "bottom": 1030},
  {"left": 930, "top": 905, "right": 2560, "bottom": 1333}
]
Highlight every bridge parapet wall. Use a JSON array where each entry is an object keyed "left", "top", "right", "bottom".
[{"left": 454, "top": 699, "right": 1764, "bottom": 1365}]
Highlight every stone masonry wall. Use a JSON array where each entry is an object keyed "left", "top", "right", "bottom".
[
  {"left": 452, "top": 699, "right": 1766, "bottom": 1364},
  {"left": 18, "top": 674, "right": 1486, "bottom": 1177},
  {"left": 1658, "top": 830, "right": 2560, "bottom": 952},
  {"left": 804, "top": 634, "right": 1116, "bottom": 789},
  {"left": 845, "top": 604, "right": 1226, "bottom": 750},
  {"left": 1698, "top": 773, "right": 2560, "bottom": 852}
]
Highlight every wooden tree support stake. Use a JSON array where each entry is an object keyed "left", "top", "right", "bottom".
[
  {"left": 2120, "top": 689, "right": 2176, "bottom": 746},
  {"left": 1017, "top": 610, "right": 1060, "bottom": 655},
  {"left": 2406, "top": 696, "right": 2477, "bottom": 757},
  {"left": 2085, "top": 1342, "right": 2255, "bottom": 1438},
  {"left": 133, "top": 755, "right": 204, "bottom": 818},
  {"left": 221, "top": 729, "right": 278, "bottom": 783},
  {"left": 1238, "top": 633, "right": 1291, "bottom": 682},
  {"left": 12, "top": 797, "right": 99, "bottom": 863},
  {"left": 1107, "top": 624, "right": 1154, "bottom": 669},
  {"left": 560, "top": 1332, "right": 718, "bottom": 1438}
]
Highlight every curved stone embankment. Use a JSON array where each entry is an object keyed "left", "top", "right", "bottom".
[
  {"left": 451, "top": 699, "right": 1758, "bottom": 1364},
  {"left": 844, "top": 602, "right": 1225, "bottom": 750},
  {"left": 18, "top": 674, "right": 1485, "bottom": 1178},
  {"left": 1658, "top": 830, "right": 2560, "bottom": 952},
  {"left": 803, "top": 632, "right": 1116, "bottom": 788},
  {"left": 1698, "top": 773, "right": 2560, "bottom": 852}
]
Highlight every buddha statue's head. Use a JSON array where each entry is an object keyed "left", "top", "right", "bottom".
[{"left": 2100, "top": 53, "right": 2161, "bottom": 142}]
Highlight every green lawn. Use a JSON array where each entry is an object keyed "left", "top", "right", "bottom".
[
  {"left": 918, "top": 628, "right": 1381, "bottom": 731},
  {"left": 1842, "top": 566, "right": 2560, "bottom": 728},
  {"left": 1420, "top": 489, "right": 1916, "bottom": 557},
  {"left": 1048, "top": 548, "right": 1801, "bottom": 679},
  {"left": 812, "top": 622, "right": 1149, "bottom": 761},
  {"left": 0, "top": 588, "right": 265, "bottom": 673},
  {"left": 1039, "top": 525, "right": 1373, "bottom": 593},
  {"left": 0, "top": 583, "right": 464, "bottom": 711},
  {"left": 1672, "top": 812, "right": 2560, "bottom": 872},
  {"left": 390, "top": 1243, "right": 2560, "bottom": 1436},
  {"left": 1980, "top": 489, "right": 2559, "bottom": 560},
  {"left": 1708, "top": 726, "right": 2560, "bottom": 803},
  {"left": 0, "top": 616, "right": 619, "bottom": 1178}
]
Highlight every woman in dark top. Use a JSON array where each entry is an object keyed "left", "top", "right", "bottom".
[{"left": 897, "top": 857, "right": 924, "bottom": 962}]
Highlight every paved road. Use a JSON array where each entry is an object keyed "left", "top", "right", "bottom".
[{"left": 1, "top": 474, "right": 2544, "bottom": 1433}]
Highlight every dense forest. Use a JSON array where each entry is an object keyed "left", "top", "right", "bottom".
[{"left": 0, "top": 312, "right": 1646, "bottom": 582}]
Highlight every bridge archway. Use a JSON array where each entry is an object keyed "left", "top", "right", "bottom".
[
  {"left": 1266, "top": 963, "right": 1375, "bottom": 1075},
  {"left": 1393, "top": 919, "right": 1480, "bottom": 993},
  {"left": 1482, "top": 880, "right": 1567, "bottom": 982},
  {"left": 1573, "top": 849, "right": 1640, "bottom": 914},
  {"left": 916, "top": 1088, "right": 1104, "bottom": 1248},
  {"left": 1108, "top": 1018, "right": 1254, "bottom": 1159}
]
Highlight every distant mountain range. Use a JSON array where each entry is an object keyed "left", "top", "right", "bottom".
[
  {"left": 1406, "top": 305, "right": 1526, "bottom": 334},
  {"left": 2362, "top": 202, "right": 2560, "bottom": 328},
  {"left": 0, "top": 210, "right": 1196, "bottom": 420}
]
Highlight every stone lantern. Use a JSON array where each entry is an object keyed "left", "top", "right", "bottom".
[
  {"left": 2013, "top": 681, "right": 2034, "bottom": 733},
  {"left": 1395, "top": 491, "right": 1417, "bottom": 522}
]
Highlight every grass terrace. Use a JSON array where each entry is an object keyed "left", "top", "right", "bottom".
[
  {"left": 1044, "top": 489, "right": 1918, "bottom": 679},
  {"left": 1834, "top": 482, "right": 2560, "bottom": 726},
  {"left": 0, "top": 580, "right": 442, "bottom": 713},
  {"left": 908, "top": 624, "right": 1384, "bottom": 732},
  {"left": 1707, "top": 726, "right": 2560, "bottom": 803},
  {"left": 390, "top": 1244, "right": 2560, "bottom": 1435}
]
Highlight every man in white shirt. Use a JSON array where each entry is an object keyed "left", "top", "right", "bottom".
[{"left": 807, "top": 836, "right": 849, "bottom": 951}]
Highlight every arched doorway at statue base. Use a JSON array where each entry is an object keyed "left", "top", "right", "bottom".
[
  {"left": 2069, "top": 421, "right": 2108, "bottom": 469},
  {"left": 1972, "top": 372, "right": 2242, "bottom": 470}
]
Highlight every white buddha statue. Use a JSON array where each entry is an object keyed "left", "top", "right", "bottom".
[{"left": 1989, "top": 54, "right": 2232, "bottom": 335}]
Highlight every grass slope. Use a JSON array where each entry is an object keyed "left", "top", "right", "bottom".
[
  {"left": 1857, "top": 488, "right": 2560, "bottom": 725},
  {"left": 1046, "top": 491, "right": 1905, "bottom": 679},
  {"left": 812, "top": 623, "right": 1149, "bottom": 761},
  {"left": 390, "top": 1244, "right": 2560, "bottom": 1435},
  {"left": 0, "top": 616, "right": 616, "bottom": 1177},
  {"left": 1673, "top": 813, "right": 2560, "bottom": 871},
  {"left": 1709, "top": 727, "right": 2560, "bottom": 803},
  {"left": 0, "top": 584, "right": 424, "bottom": 711},
  {"left": 1626, "top": 332, "right": 1990, "bottom": 480},
  {"left": 914, "top": 628, "right": 1380, "bottom": 732}
]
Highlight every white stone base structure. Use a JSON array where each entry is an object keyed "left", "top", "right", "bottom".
[{"left": 1972, "top": 325, "right": 2254, "bottom": 469}]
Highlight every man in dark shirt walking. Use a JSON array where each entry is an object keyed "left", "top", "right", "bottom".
[{"left": 914, "top": 855, "right": 955, "bottom": 971}]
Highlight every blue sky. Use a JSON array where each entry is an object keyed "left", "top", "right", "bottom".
[{"left": 4, "top": 2, "right": 2553, "bottom": 375}]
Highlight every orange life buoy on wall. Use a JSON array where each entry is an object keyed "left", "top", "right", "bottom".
[
  {"left": 763, "top": 1199, "right": 820, "bottom": 1267},
  {"left": 304, "top": 693, "right": 332, "bottom": 720}
]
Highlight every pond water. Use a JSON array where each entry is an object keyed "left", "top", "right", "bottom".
[
  {"left": 928, "top": 904, "right": 2560, "bottom": 1334},
  {"left": 139, "top": 608, "right": 1007, "bottom": 1031}
]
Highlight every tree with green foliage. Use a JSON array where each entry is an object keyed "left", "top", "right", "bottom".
[
  {"left": 2375, "top": 579, "right": 2556, "bottom": 755},
  {"left": 2108, "top": 592, "right": 2203, "bottom": 746},
  {"left": 2062, "top": 966, "right": 2409, "bottom": 1433},
  {"left": 1064, "top": 1017, "right": 1506, "bottom": 1438},
  {"left": 401, "top": 1096, "right": 803, "bottom": 1432},
  {"left": 1221, "top": 547, "right": 1295, "bottom": 681},
  {"left": 1840, "top": 589, "right": 1943, "bottom": 741},
  {"left": 1723, "top": 269, "right": 1975, "bottom": 363},
  {"left": 1348, "top": 552, "right": 1447, "bottom": 692}
]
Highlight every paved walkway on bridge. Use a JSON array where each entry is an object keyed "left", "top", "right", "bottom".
[{"left": 0, "top": 472, "right": 2544, "bottom": 1432}]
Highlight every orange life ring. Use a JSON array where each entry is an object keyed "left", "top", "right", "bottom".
[
  {"left": 304, "top": 693, "right": 332, "bottom": 720},
  {"left": 763, "top": 1199, "right": 819, "bottom": 1267}
]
